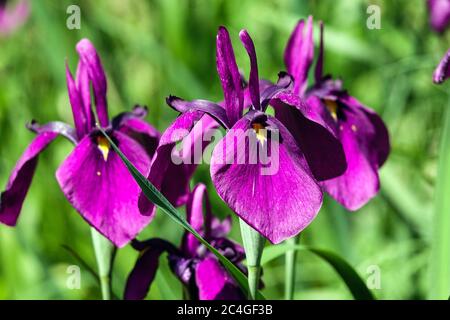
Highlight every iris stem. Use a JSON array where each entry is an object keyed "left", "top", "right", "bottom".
[
  {"left": 239, "top": 219, "right": 265, "bottom": 300},
  {"left": 429, "top": 94, "right": 450, "bottom": 299},
  {"left": 90, "top": 228, "right": 116, "bottom": 300},
  {"left": 284, "top": 235, "right": 300, "bottom": 300}
]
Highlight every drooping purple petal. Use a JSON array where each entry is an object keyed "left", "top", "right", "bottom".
[
  {"left": 182, "top": 184, "right": 212, "bottom": 257},
  {"left": 66, "top": 63, "right": 89, "bottom": 139},
  {"left": 167, "top": 95, "right": 229, "bottom": 129},
  {"left": 124, "top": 238, "right": 179, "bottom": 300},
  {"left": 0, "top": 132, "right": 58, "bottom": 226},
  {"left": 56, "top": 131, "right": 153, "bottom": 247},
  {"left": 428, "top": 0, "right": 450, "bottom": 33},
  {"left": 340, "top": 94, "right": 390, "bottom": 167},
  {"left": 321, "top": 107, "right": 381, "bottom": 211},
  {"left": 239, "top": 30, "right": 260, "bottom": 110},
  {"left": 284, "top": 16, "right": 314, "bottom": 95},
  {"left": 433, "top": 48, "right": 450, "bottom": 84},
  {"left": 210, "top": 113, "right": 323, "bottom": 244},
  {"left": 216, "top": 26, "right": 244, "bottom": 126},
  {"left": 272, "top": 92, "right": 347, "bottom": 181},
  {"left": 27, "top": 120, "right": 78, "bottom": 145},
  {"left": 195, "top": 257, "right": 244, "bottom": 300},
  {"left": 76, "top": 39, "right": 109, "bottom": 127}
]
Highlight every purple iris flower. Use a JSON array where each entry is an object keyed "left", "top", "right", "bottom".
[
  {"left": 0, "top": 39, "right": 160, "bottom": 247},
  {"left": 125, "top": 184, "right": 246, "bottom": 300},
  {"left": 428, "top": 0, "right": 450, "bottom": 33},
  {"left": 433, "top": 48, "right": 450, "bottom": 84},
  {"left": 0, "top": 0, "right": 29, "bottom": 36},
  {"left": 283, "top": 17, "right": 390, "bottom": 210},
  {"left": 149, "top": 27, "right": 346, "bottom": 244}
]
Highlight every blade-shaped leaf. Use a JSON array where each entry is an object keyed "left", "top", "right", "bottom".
[
  {"left": 99, "top": 127, "right": 265, "bottom": 300},
  {"left": 261, "top": 244, "right": 375, "bottom": 300}
]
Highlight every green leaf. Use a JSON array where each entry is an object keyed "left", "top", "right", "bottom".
[
  {"left": 99, "top": 127, "right": 265, "bottom": 300},
  {"left": 261, "top": 244, "right": 375, "bottom": 300}
]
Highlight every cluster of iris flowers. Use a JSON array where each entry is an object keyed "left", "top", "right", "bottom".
[{"left": 0, "top": 6, "right": 448, "bottom": 299}]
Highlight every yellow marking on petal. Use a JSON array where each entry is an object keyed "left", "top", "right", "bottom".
[
  {"left": 351, "top": 124, "right": 358, "bottom": 132},
  {"left": 324, "top": 99, "right": 338, "bottom": 121},
  {"left": 252, "top": 123, "right": 267, "bottom": 145},
  {"left": 96, "top": 136, "right": 110, "bottom": 161},
  {"left": 96, "top": 171, "right": 102, "bottom": 176}
]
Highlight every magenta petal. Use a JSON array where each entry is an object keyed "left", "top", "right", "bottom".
[
  {"left": 56, "top": 131, "right": 152, "bottom": 247},
  {"left": 272, "top": 93, "right": 347, "bottom": 181},
  {"left": 117, "top": 117, "right": 160, "bottom": 157},
  {"left": 0, "top": 0, "right": 29, "bottom": 36},
  {"left": 195, "top": 257, "right": 244, "bottom": 300},
  {"left": 66, "top": 63, "right": 89, "bottom": 139},
  {"left": 216, "top": 26, "right": 244, "bottom": 126},
  {"left": 210, "top": 115, "right": 323, "bottom": 244},
  {"left": 433, "top": 48, "right": 450, "bottom": 84},
  {"left": 321, "top": 120, "right": 380, "bottom": 211},
  {"left": 239, "top": 30, "right": 261, "bottom": 110},
  {"left": 0, "top": 132, "right": 58, "bottom": 226},
  {"left": 76, "top": 39, "right": 109, "bottom": 127},
  {"left": 75, "top": 61, "right": 95, "bottom": 131},
  {"left": 428, "top": 0, "right": 450, "bottom": 33},
  {"left": 182, "top": 184, "right": 212, "bottom": 257},
  {"left": 284, "top": 16, "right": 314, "bottom": 95}
]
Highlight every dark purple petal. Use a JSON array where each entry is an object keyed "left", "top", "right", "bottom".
[
  {"left": 321, "top": 112, "right": 380, "bottom": 211},
  {"left": 182, "top": 184, "right": 212, "bottom": 257},
  {"left": 75, "top": 61, "right": 95, "bottom": 131},
  {"left": 272, "top": 93, "right": 347, "bottom": 181},
  {"left": 195, "top": 257, "right": 244, "bottom": 300},
  {"left": 340, "top": 95, "right": 390, "bottom": 167},
  {"left": 314, "top": 21, "right": 324, "bottom": 83},
  {"left": 0, "top": 132, "right": 58, "bottom": 226},
  {"left": 260, "top": 72, "right": 294, "bottom": 110},
  {"left": 239, "top": 30, "right": 260, "bottom": 110},
  {"left": 284, "top": 16, "right": 314, "bottom": 95},
  {"left": 428, "top": 0, "right": 450, "bottom": 33},
  {"left": 113, "top": 106, "right": 160, "bottom": 157},
  {"left": 139, "top": 112, "right": 218, "bottom": 212},
  {"left": 167, "top": 95, "right": 229, "bottom": 129},
  {"left": 56, "top": 131, "right": 153, "bottom": 247},
  {"left": 124, "top": 238, "right": 178, "bottom": 300},
  {"left": 76, "top": 39, "right": 109, "bottom": 127},
  {"left": 210, "top": 114, "right": 323, "bottom": 244},
  {"left": 216, "top": 26, "right": 244, "bottom": 126},
  {"left": 433, "top": 48, "right": 450, "bottom": 84},
  {"left": 66, "top": 62, "right": 89, "bottom": 139}
]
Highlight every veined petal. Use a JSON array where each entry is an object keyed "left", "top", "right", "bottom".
[
  {"left": 210, "top": 114, "right": 323, "bottom": 244},
  {"left": 0, "top": 132, "right": 58, "bottom": 226},
  {"left": 239, "top": 30, "right": 260, "bottom": 110},
  {"left": 284, "top": 16, "right": 314, "bottom": 95},
  {"left": 272, "top": 92, "right": 347, "bottom": 181},
  {"left": 216, "top": 26, "right": 244, "bottom": 126},
  {"left": 76, "top": 39, "right": 109, "bottom": 127},
  {"left": 433, "top": 48, "right": 450, "bottom": 84},
  {"left": 56, "top": 131, "right": 153, "bottom": 247},
  {"left": 195, "top": 257, "right": 244, "bottom": 300}
]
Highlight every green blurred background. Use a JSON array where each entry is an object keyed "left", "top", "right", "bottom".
[{"left": 0, "top": 0, "right": 448, "bottom": 299}]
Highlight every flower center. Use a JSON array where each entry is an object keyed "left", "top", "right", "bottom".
[
  {"left": 96, "top": 136, "right": 110, "bottom": 161},
  {"left": 252, "top": 123, "right": 267, "bottom": 145},
  {"left": 324, "top": 99, "right": 338, "bottom": 121}
]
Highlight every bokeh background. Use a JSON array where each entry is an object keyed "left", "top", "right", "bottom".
[{"left": 0, "top": 0, "right": 448, "bottom": 299}]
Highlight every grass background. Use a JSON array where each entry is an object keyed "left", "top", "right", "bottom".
[{"left": 0, "top": 0, "right": 448, "bottom": 299}]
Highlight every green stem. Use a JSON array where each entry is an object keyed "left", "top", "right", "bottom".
[
  {"left": 429, "top": 95, "right": 450, "bottom": 299},
  {"left": 90, "top": 228, "right": 116, "bottom": 300},
  {"left": 284, "top": 235, "right": 300, "bottom": 300},
  {"left": 239, "top": 219, "right": 265, "bottom": 300}
]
